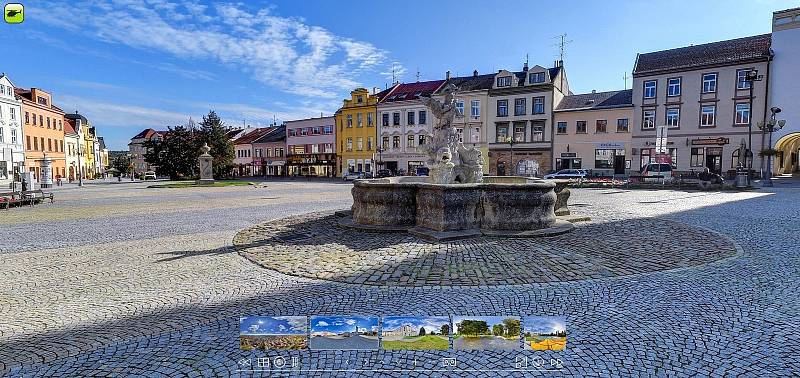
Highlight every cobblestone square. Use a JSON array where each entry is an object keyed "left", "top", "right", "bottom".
[{"left": 1, "top": 180, "right": 798, "bottom": 376}]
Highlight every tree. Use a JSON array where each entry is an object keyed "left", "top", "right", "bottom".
[
  {"left": 456, "top": 320, "right": 489, "bottom": 336},
  {"left": 440, "top": 324, "right": 450, "bottom": 336},
  {"left": 143, "top": 125, "right": 199, "bottom": 180},
  {"left": 111, "top": 154, "right": 131, "bottom": 176},
  {"left": 492, "top": 324, "right": 505, "bottom": 336},
  {"left": 419, "top": 327, "right": 426, "bottom": 336},
  {"left": 503, "top": 318, "right": 521, "bottom": 338},
  {"left": 198, "top": 111, "right": 234, "bottom": 178}
]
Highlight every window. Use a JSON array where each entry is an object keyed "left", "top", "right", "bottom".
[
  {"left": 277, "top": 148, "right": 284, "bottom": 157},
  {"left": 456, "top": 100, "right": 464, "bottom": 116},
  {"left": 11, "top": 129, "right": 16, "bottom": 144},
  {"left": 324, "top": 143, "right": 334, "bottom": 153},
  {"left": 643, "top": 80, "right": 657, "bottom": 99},
  {"left": 617, "top": 118, "right": 629, "bottom": 132},
  {"left": 357, "top": 113, "right": 363, "bottom": 127},
  {"left": 557, "top": 122, "right": 567, "bottom": 134},
  {"left": 356, "top": 95, "right": 363, "bottom": 103},
  {"left": 642, "top": 109, "right": 656, "bottom": 129},
  {"left": 48, "top": 139, "right": 52, "bottom": 151},
  {"left": 382, "top": 137, "right": 389, "bottom": 149},
  {"left": 702, "top": 73, "right": 717, "bottom": 93},
  {"left": 640, "top": 148, "right": 653, "bottom": 168},
  {"left": 595, "top": 120, "right": 607, "bottom": 133},
  {"left": 382, "top": 113, "right": 389, "bottom": 126},
  {"left": 346, "top": 137, "right": 353, "bottom": 151},
  {"left": 25, "top": 112, "right": 29, "bottom": 124},
  {"left": 39, "top": 115, "right": 43, "bottom": 126},
  {"left": 455, "top": 128, "right": 464, "bottom": 142},
  {"left": 496, "top": 124, "right": 509, "bottom": 141},
  {"left": 531, "top": 122, "right": 545, "bottom": 141},
  {"left": 418, "top": 134, "right": 426, "bottom": 145},
  {"left": 26, "top": 135, "right": 30, "bottom": 150},
  {"left": 367, "top": 113, "right": 373, "bottom": 126},
  {"left": 33, "top": 136, "right": 38, "bottom": 150},
  {"left": 691, "top": 148, "right": 704, "bottom": 167},
  {"left": 576, "top": 121, "right": 587, "bottom": 134},
  {"left": 323, "top": 125, "right": 333, "bottom": 134},
  {"left": 0, "top": 128, "right": 3, "bottom": 143},
  {"left": 470, "top": 100, "right": 480, "bottom": 117},
  {"left": 667, "top": 77, "right": 681, "bottom": 96},
  {"left": 497, "top": 76, "right": 512, "bottom": 87},
  {"left": 497, "top": 100, "right": 508, "bottom": 117},
  {"left": 514, "top": 98, "right": 526, "bottom": 116},
  {"left": 288, "top": 128, "right": 297, "bottom": 137},
  {"left": 393, "top": 112, "right": 400, "bottom": 126},
  {"left": 300, "top": 128, "right": 308, "bottom": 136},
  {"left": 731, "top": 149, "right": 741, "bottom": 168},
  {"left": 346, "top": 114, "right": 353, "bottom": 128},
  {"left": 595, "top": 149, "right": 625, "bottom": 169},
  {"left": 419, "top": 110, "right": 427, "bottom": 124},
  {"left": 266, "top": 148, "right": 272, "bottom": 157},
  {"left": 37, "top": 96, "right": 48, "bottom": 106},
  {"left": 367, "top": 136, "right": 374, "bottom": 150},
  {"left": 532, "top": 97, "right": 545, "bottom": 114},
  {"left": 59, "top": 140, "right": 63, "bottom": 152},
  {"left": 47, "top": 117, "right": 51, "bottom": 129},
  {"left": 735, "top": 103, "right": 750, "bottom": 125},
  {"left": 312, "top": 127, "right": 321, "bottom": 135},
  {"left": 513, "top": 124, "right": 525, "bottom": 141},
  {"left": 58, "top": 120, "right": 62, "bottom": 130},
  {"left": 10, "top": 108, "right": 15, "bottom": 120},
  {"left": 356, "top": 137, "right": 363, "bottom": 151},
  {"left": 529, "top": 72, "right": 545, "bottom": 84},
  {"left": 407, "top": 135, "right": 415, "bottom": 148},
  {"left": 700, "top": 105, "right": 716, "bottom": 127},
  {"left": 392, "top": 136, "right": 400, "bottom": 148},
  {"left": 736, "top": 69, "right": 752, "bottom": 90},
  {"left": 666, "top": 108, "right": 680, "bottom": 128},
  {"left": 407, "top": 111, "right": 415, "bottom": 125},
  {"left": 255, "top": 148, "right": 263, "bottom": 158}
]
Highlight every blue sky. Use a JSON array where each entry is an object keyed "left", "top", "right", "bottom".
[
  {"left": 382, "top": 316, "right": 449, "bottom": 334},
  {"left": 1, "top": 0, "right": 794, "bottom": 150},
  {"left": 311, "top": 316, "right": 379, "bottom": 334},
  {"left": 524, "top": 316, "right": 566, "bottom": 335},
  {"left": 239, "top": 316, "right": 306, "bottom": 335}
]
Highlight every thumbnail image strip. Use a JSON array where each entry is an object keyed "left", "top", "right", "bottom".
[
  {"left": 309, "top": 315, "right": 380, "bottom": 350},
  {"left": 452, "top": 316, "right": 521, "bottom": 350},
  {"left": 524, "top": 316, "right": 566, "bottom": 351},
  {"left": 239, "top": 316, "right": 308, "bottom": 350},
  {"left": 381, "top": 316, "right": 450, "bottom": 350}
]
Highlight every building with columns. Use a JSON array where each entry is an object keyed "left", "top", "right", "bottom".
[
  {"left": 0, "top": 74, "right": 24, "bottom": 188},
  {"left": 769, "top": 7, "right": 800, "bottom": 176}
]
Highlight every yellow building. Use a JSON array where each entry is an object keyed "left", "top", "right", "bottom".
[
  {"left": 65, "top": 112, "right": 96, "bottom": 179},
  {"left": 335, "top": 87, "right": 393, "bottom": 176}
]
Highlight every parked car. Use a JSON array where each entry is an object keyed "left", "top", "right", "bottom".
[
  {"left": 543, "top": 169, "right": 587, "bottom": 180},
  {"left": 640, "top": 163, "right": 674, "bottom": 180},
  {"left": 376, "top": 169, "right": 393, "bottom": 178},
  {"left": 343, "top": 171, "right": 366, "bottom": 181},
  {"left": 143, "top": 171, "right": 157, "bottom": 180}
]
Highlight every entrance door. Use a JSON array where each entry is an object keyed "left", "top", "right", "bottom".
[
  {"left": 614, "top": 155, "right": 626, "bottom": 175},
  {"left": 706, "top": 154, "right": 722, "bottom": 174},
  {"left": 386, "top": 161, "right": 398, "bottom": 173},
  {"left": 560, "top": 159, "right": 571, "bottom": 170},
  {"left": 497, "top": 162, "right": 506, "bottom": 176}
]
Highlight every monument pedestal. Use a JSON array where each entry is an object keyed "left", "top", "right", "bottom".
[{"left": 196, "top": 144, "right": 215, "bottom": 185}]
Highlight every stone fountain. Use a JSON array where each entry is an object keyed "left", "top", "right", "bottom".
[{"left": 342, "top": 84, "right": 573, "bottom": 241}]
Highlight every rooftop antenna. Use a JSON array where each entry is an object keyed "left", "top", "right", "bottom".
[
  {"left": 392, "top": 67, "right": 396, "bottom": 83},
  {"left": 623, "top": 72, "right": 630, "bottom": 90},
  {"left": 553, "top": 33, "right": 572, "bottom": 62},
  {"left": 416, "top": 67, "right": 420, "bottom": 82}
]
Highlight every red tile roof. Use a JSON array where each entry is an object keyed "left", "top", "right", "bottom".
[
  {"left": 63, "top": 119, "right": 77, "bottom": 135},
  {"left": 234, "top": 127, "right": 275, "bottom": 145},
  {"left": 380, "top": 80, "right": 446, "bottom": 103},
  {"left": 634, "top": 34, "right": 772, "bottom": 76}
]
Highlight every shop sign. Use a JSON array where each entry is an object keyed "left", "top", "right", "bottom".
[
  {"left": 691, "top": 137, "right": 729, "bottom": 146},
  {"left": 595, "top": 142, "right": 626, "bottom": 149}
]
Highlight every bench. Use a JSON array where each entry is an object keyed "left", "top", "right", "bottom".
[
  {"left": 0, "top": 191, "right": 33, "bottom": 209},
  {"left": 22, "top": 190, "right": 55, "bottom": 204}
]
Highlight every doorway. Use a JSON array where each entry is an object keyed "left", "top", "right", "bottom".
[
  {"left": 614, "top": 155, "right": 626, "bottom": 175},
  {"left": 705, "top": 147, "right": 722, "bottom": 174},
  {"left": 385, "top": 161, "right": 398, "bottom": 173},
  {"left": 497, "top": 161, "right": 506, "bottom": 176}
]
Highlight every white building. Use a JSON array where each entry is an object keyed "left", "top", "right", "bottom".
[
  {"left": 382, "top": 324, "right": 415, "bottom": 337},
  {"left": 769, "top": 8, "right": 800, "bottom": 175},
  {"left": 0, "top": 74, "right": 24, "bottom": 188}
]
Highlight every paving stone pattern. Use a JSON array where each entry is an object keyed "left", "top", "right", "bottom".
[
  {"left": 0, "top": 181, "right": 797, "bottom": 376},
  {"left": 235, "top": 213, "right": 739, "bottom": 286}
]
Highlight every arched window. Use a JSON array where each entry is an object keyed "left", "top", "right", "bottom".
[{"left": 731, "top": 149, "right": 740, "bottom": 168}]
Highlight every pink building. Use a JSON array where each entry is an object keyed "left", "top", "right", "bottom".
[
  {"left": 251, "top": 125, "right": 286, "bottom": 176},
  {"left": 232, "top": 127, "right": 275, "bottom": 176},
  {"left": 285, "top": 116, "right": 336, "bottom": 177}
]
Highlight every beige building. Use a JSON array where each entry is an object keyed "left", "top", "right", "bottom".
[
  {"left": 769, "top": 8, "right": 800, "bottom": 176},
  {"left": 487, "top": 61, "right": 569, "bottom": 176},
  {"left": 553, "top": 90, "right": 633, "bottom": 175},
  {"left": 631, "top": 34, "right": 771, "bottom": 176}
]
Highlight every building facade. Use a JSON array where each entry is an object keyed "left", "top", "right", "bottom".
[
  {"left": 487, "top": 62, "right": 570, "bottom": 177},
  {"left": 0, "top": 75, "right": 24, "bottom": 188},
  {"left": 128, "top": 128, "right": 164, "bottom": 175},
  {"left": 251, "top": 125, "right": 286, "bottom": 177},
  {"left": 553, "top": 90, "right": 634, "bottom": 176},
  {"left": 632, "top": 34, "right": 771, "bottom": 176},
  {"left": 335, "top": 88, "right": 386, "bottom": 177},
  {"left": 63, "top": 118, "right": 81, "bottom": 182},
  {"left": 377, "top": 80, "right": 445, "bottom": 174},
  {"left": 16, "top": 87, "right": 67, "bottom": 183},
  {"left": 769, "top": 8, "right": 800, "bottom": 175},
  {"left": 233, "top": 127, "right": 275, "bottom": 177},
  {"left": 285, "top": 116, "right": 336, "bottom": 177},
  {"left": 434, "top": 71, "right": 494, "bottom": 172}
]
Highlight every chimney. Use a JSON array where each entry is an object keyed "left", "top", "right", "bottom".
[
  {"left": 473, "top": 70, "right": 478, "bottom": 77},
  {"left": 591, "top": 89, "right": 596, "bottom": 94},
  {"left": 372, "top": 87, "right": 378, "bottom": 95},
  {"left": 446, "top": 70, "right": 451, "bottom": 80},
  {"left": 523, "top": 62, "right": 529, "bottom": 71}
]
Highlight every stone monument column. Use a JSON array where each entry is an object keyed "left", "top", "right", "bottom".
[{"left": 197, "top": 143, "right": 215, "bottom": 185}]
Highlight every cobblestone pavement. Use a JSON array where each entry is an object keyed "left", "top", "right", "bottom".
[
  {"left": 235, "top": 213, "right": 739, "bottom": 286},
  {"left": 0, "top": 181, "right": 798, "bottom": 376}
]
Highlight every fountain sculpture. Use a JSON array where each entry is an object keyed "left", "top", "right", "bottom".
[{"left": 343, "top": 85, "right": 573, "bottom": 241}]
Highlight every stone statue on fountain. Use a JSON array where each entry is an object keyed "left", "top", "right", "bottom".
[{"left": 419, "top": 84, "right": 484, "bottom": 184}]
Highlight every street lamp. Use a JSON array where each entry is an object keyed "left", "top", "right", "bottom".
[
  {"left": 376, "top": 147, "right": 384, "bottom": 170},
  {"left": 76, "top": 145, "right": 84, "bottom": 187},
  {"left": 757, "top": 106, "right": 786, "bottom": 187},
  {"left": 744, "top": 69, "right": 763, "bottom": 184},
  {"left": 502, "top": 135, "right": 521, "bottom": 176}
]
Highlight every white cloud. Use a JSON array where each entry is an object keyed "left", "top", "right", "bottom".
[
  {"left": 248, "top": 324, "right": 259, "bottom": 333},
  {"left": 315, "top": 321, "right": 329, "bottom": 327},
  {"left": 58, "top": 95, "right": 190, "bottom": 129},
  {"left": 345, "top": 319, "right": 357, "bottom": 326},
  {"left": 31, "top": 1, "right": 388, "bottom": 98},
  {"left": 278, "top": 324, "right": 286, "bottom": 331},
  {"left": 380, "top": 62, "right": 407, "bottom": 83}
]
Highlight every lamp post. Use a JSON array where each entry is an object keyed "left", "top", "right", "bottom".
[
  {"left": 757, "top": 107, "right": 786, "bottom": 187},
  {"left": 503, "top": 135, "right": 520, "bottom": 176},
  {"left": 376, "top": 147, "right": 384, "bottom": 170},
  {"left": 76, "top": 145, "right": 84, "bottom": 187},
  {"left": 744, "top": 69, "right": 763, "bottom": 185}
]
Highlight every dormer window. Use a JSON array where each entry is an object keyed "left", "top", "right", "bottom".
[
  {"left": 356, "top": 95, "right": 363, "bottom": 103},
  {"left": 413, "top": 91, "right": 422, "bottom": 98},
  {"left": 529, "top": 72, "right": 545, "bottom": 84},
  {"left": 497, "top": 76, "right": 512, "bottom": 87},
  {"left": 37, "top": 96, "right": 48, "bottom": 106}
]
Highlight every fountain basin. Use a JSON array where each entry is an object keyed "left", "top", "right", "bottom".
[{"left": 345, "top": 177, "right": 573, "bottom": 241}]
